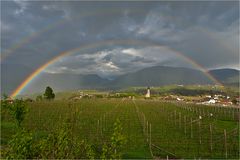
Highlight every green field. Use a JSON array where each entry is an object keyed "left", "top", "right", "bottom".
[{"left": 1, "top": 99, "right": 239, "bottom": 159}]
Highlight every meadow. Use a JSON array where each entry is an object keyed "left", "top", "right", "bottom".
[{"left": 1, "top": 98, "right": 239, "bottom": 159}]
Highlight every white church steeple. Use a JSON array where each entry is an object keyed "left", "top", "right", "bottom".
[{"left": 145, "top": 86, "right": 150, "bottom": 98}]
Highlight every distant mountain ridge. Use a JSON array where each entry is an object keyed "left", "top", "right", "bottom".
[
  {"left": 2, "top": 66, "right": 239, "bottom": 95},
  {"left": 209, "top": 68, "right": 239, "bottom": 86},
  {"left": 23, "top": 73, "right": 109, "bottom": 93},
  {"left": 108, "top": 66, "right": 214, "bottom": 88},
  {"left": 26, "top": 66, "right": 240, "bottom": 93}
]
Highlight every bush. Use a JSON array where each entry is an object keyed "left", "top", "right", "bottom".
[
  {"left": 1, "top": 98, "right": 28, "bottom": 127},
  {"left": 9, "top": 99, "right": 28, "bottom": 127},
  {"left": 101, "top": 119, "right": 127, "bottom": 159},
  {"left": 4, "top": 129, "right": 36, "bottom": 159},
  {"left": 36, "top": 95, "right": 43, "bottom": 101},
  {"left": 1, "top": 95, "right": 10, "bottom": 121},
  {"left": 2, "top": 110, "right": 126, "bottom": 159},
  {"left": 3, "top": 122, "right": 95, "bottom": 159}
]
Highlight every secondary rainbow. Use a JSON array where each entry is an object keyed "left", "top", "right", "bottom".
[
  {"left": 1, "top": 7, "right": 190, "bottom": 62},
  {"left": 10, "top": 39, "right": 222, "bottom": 98},
  {"left": 1, "top": 8, "right": 151, "bottom": 61}
]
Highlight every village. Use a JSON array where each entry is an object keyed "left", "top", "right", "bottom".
[
  {"left": 3, "top": 85, "right": 238, "bottom": 108},
  {"left": 68, "top": 86, "right": 239, "bottom": 107}
]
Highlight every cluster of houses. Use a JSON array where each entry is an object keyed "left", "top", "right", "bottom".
[
  {"left": 69, "top": 88, "right": 239, "bottom": 107},
  {"left": 161, "top": 94, "right": 239, "bottom": 106},
  {"left": 145, "top": 87, "right": 239, "bottom": 106},
  {"left": 200, "top": 94, "right": 238, "bottom": 106},
  {"left": 70, "top": 91, "right": 96, "bottom": 101}
]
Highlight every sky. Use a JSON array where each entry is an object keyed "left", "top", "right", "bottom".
[{"left": 1, "top": 0, "right": 239, "bottom": 95}]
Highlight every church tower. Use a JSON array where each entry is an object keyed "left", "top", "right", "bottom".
[{"left": 145, "top": 86, "right": 150, "bottom": 98}]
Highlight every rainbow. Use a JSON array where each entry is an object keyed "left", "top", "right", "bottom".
[{"left": 10, "top": 39, "right": 222, "bottom": 98}]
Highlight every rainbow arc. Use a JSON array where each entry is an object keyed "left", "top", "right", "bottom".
[{"left": 10, "top": 39, "right": 222, "bottom": 98}]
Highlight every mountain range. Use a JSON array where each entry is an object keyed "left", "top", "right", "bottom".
[
  {"left": 209, "top": 69, "right": 239, "bottom": 86},
  {"left": 17, "top": 66, "right": 239, "bottom": 94}
]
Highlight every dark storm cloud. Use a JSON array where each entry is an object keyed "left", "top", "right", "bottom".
[
  {"left": 1, "top": 0, "right": 239, "bottom": 94},
  {"left": 131, "top": 56, "right": 155, "bottom": 63}
]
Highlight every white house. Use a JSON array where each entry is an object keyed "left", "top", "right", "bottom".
[{"left": 208, "top": 99, "right": 216, "bottom": 104}]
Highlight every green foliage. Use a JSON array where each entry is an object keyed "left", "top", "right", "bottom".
[
  {"left": 4, "top": 129, "right": 36, "bottom": 159},
  {"left": 37, "top": 121, "right": 95, "bottom": 159},
  {"left": 1, "top": 95, "right": 10, "bottom": 121},
  {"left": 1, "top": 93, "right": 9, "bottom": 100},
  {"left": 1, "top": 97, "right": 28, "bottom": 129},
  {"left": 39, "top": 124, "right": 72, "bottom": 158},
  {"left": 101, "top": 119, "right": 127, "bottom": 159},
  {"left": 9, "top": 99, "right": 28, "bottom": 127},
  {"left": 43, "top": 86, "right": 55, "bottom": 100},
  {"left": 36, "top": 95, "right": 43, "bottom": 101},
  {"left": 1, "top": 98, "right": 28, "bottom": 127},
  {"left": 231, "top": 98, "right": 237, "bottom": 105},
  {"left": 95, "top": 94, "right": 104, "bottom": 98},
  {"left": 1, "top": 94, "right": 9, "bottom": 108},
  {"left": 111, "top": 119, "right": 127, "bottom": 157},
  {"left": 123, "top": 85, "right": 239, "bottom": 97},
  {"left": 100, "top": 143, "right": 108, "bottom": 160},
  {"left": 25, "top": 98, "right": 33, "bottom": 102},
  {"left": 2, "top": 117, "right": 126, "bottom": 159},
  {"left": 3, "top": 122, "right": 95, "bottom": 159},
  {"left": 1, "top": 99, "right": 238, "bottom": 159}
]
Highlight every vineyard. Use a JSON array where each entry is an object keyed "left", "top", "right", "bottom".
[{"left": 1, "top": 99, "right": 239, "bottom": 159}]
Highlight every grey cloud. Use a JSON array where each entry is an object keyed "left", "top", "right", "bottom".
[
  {"left": 1, "top": 1, "right": 239, "bottom": 94},
  {"left": 171, "top": 26, "right": 239, "bottom": 69},
  {"left": 131, "top": 56, "right": 155, "bottom": 63},
  {"left": 45, "top": 46, "right": 186, "bottom": 78}
]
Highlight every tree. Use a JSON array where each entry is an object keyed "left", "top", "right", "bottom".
[{"left": 43, "top": 86, "right": 55, "bottom": 100}]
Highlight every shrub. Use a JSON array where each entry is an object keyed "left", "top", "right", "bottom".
[
  {"left": 38, "top": 121, "right": 95, "bottom": 159},
  {"left": 36, "top": 95, "right": 43, "bottom": 101},
  {"left": 2, "top": 108, "right": 126, "bottom": 159},
  {"left": 101, "top": 118, "right": 127, "bottom": 159},
  {"left": 4, "top": 129, "right": 36, "bottom": 159},
  {"left": 1, "top": 94, "right": 10, "bottom": 121},
  {"left": 9, "top": 99, "right": 28, "bottom": 127}
]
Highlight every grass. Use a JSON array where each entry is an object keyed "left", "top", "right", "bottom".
[
  {"left": 135, "top": 100, "right": 239, "bottom": 158},
  {"left": 1, "top": 98, "right": 239, "bottom": 159}
]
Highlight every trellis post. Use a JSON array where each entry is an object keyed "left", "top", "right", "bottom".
[
  {"left": 198, "top": 120, "right": 201, "bottom": 144},
  {"left": 179, "top": 112, "right": 181, "bottom": 129},
  {"left": 210, "top": 124, "right": 213, "bottom": 152},
  {"left": 174, "top": 110, "right": 177, "bottom": 126},
  {"left": 190, "top": 118, "right": 193, "bottom": 138},
  {"left": 146, "top": 121, "right": 149, "bottom": 142},
  {"left": 224, "top": 129, "right": 227, "bottom": 159},
  {"left": 184, "top": 116, "right": 186, "bottom": 135}
]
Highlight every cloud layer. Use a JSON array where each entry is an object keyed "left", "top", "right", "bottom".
[{"left": 1, "top": 1, "right": 239, "bottom": 94}]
